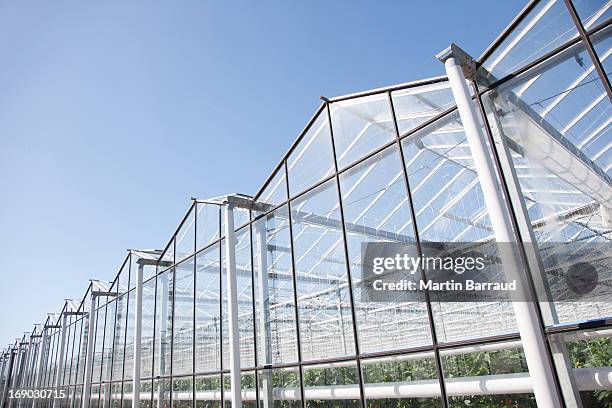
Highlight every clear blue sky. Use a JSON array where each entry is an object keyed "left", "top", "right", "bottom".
[{"left": 0, "top": 1, "right": 526, "bottom": 347}]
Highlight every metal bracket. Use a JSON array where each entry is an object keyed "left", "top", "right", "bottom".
[{"left": 436, "top": 43, "right": 478, "bottom": 80}]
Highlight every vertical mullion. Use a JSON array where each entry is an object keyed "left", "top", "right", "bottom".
[
  {"left": 283, "top": 160, "right": 306, "bottom": 408},
  {"left": 169, "top": 241, "right": 176, "bottom": 408},
  {"left": 563, "top": 0, "right": 612, "bottom": 101},
  {"left": 218, "top": 208, "right": 224, "bottom": 408},
  {"left": 387, "top": 91, "right": 450, "bottom": 408},
  {"left": 192, "top": 206, "right": 197, "bottom": 408},
  {"left": 247, "top": 211, "right": 260, "bottom": 407},
  {"left": 324, "top": 103, "right": 367, "bottom": 408}
]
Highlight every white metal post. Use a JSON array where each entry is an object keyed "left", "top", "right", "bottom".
[
  {"left": 31, "top": 330, "right": 47, "bottom": 408},
  {"left": 52, "top": 316, "right": 68, "bottom": 408},
  {"left": 254, "top": 218, "right": 272, "bottom": 408},
  {"left": 132, "top": 263, "right": 144, "bottom": 408},
  {"left": 439, "top": 45, "right": 562, "bottom": 408},
  {"left": 81, "top": 297, "right": 97, "bottom": 408},
  {"left": 224, "top": 203, "right": 242, "bottom": 408}
]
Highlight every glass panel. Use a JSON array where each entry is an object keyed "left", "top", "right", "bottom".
[
  {"left": 196, "top": 203, "right": 221, "bottom": 251},
  {"left": 102, "top": 300, "right": 116, "bottom": 383},
  {"left": 176, "top": 209, "right": 196, "bottom": 263},
  {"left": 195, "top": 374, "right": 221, "bottom": 408},
  {"left": 482, "top": 40, "right": 612, "bottom": 324},
  {"left": 110, "top": 383, "right": 121, "bottom": 408},
  {"left": 92, "top": 301, "right": 105, "bottom": 383},
  {"left": 401, "top": 111, "right": 518, "bottom": 342},
  {"left": 258, "top": 367, "right": 301, "bottom": 408},
  {"left": 123, "top": 381, "right": 133, "bottom": 408},
  {"left": 195, "top": 244, "right": 222, "bottom": 373},
  {"left": 173, "top": 257, "right": 195, "bottom": 376},
  {"left": 573, "top": 0, "right": 612, "bottom": 28},
  {"left": 172, "top": 376, "right": 193, "bottom": 408},
  {"left": 303, "top": 362, "right": 361, "bottom": 407},
  {"left": 123, "top": 291, "right": 136, "bottom": 381},
  {"left": 441, "top": 342, "right": 535, "bottom": 407},
  {"left": 287, "top": 111, "right": 335, "bottom": 197},
  {"left": 252, "top": 205, "right": 299, "bottom": 366},
  {"left": 154, "top": 270, "right": 173, "bottom": 378},
  {"left": 481, "top": 0, "right": 578, "bottom": 81},
  {"left": 361, "top": 353, "right": 442, "bottom": 407},
  {"left": 330, "top": 93, "right": 396, "bottom": 169},
  {"left": 391, "top": 82, "right": 455, "bottom": 136},
  {"left": 142, "top": 279, "right": 156, "bottom": 378},
  {"left": 112, "top": 295, "right": 127, "bottom": 381},
  {"left": 290, "top": 179, "right": 355, "bottom": 360},
  {"left": 339, "top": 145, "right": 432, "bottom": 353},
  {"left": 237, "top": 228, "right": 255, "bottom": 368},
  {"left": 549, "top": 328, "right": 612, "bottom": 407},
  {"left": 255, "top": 165, "right": 288, "bottom": 210}
]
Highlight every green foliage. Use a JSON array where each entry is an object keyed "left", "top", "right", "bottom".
[{"left": 567, "top": 336, "right": 612, "bottom": 406}]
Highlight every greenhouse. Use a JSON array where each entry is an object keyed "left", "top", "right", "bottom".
[{"left": 1, "top": 0, "right": 611, "bottom": 407}]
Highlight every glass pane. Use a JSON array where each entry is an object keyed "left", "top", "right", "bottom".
[
  {"left": 592, "top": 28, "right": 612, "bottom": 90},
  {"left": 339, "top": 145, "right": 432, "bottom": 353},
  {"left": 441, "top": 341, "right": 535, "bottom": 407},
  {"left": 303, "top": 362, "right": 361, "bottom": 407},
  {"left": 102, "top": 301, "right": 116, "bottom": 383},
  {"left": 195, "top": 244, "right": 222, "bottom": 373},
  {"left": 112, "top": 295, "right": 127, "bottom": 381},
  {"left": 173, "top": 257, "right": 195, "bottom": 375},
  {"left": 154, "top": 270, "right": 173, "bottom": 378},
  {"left": 196, "top": 203, "right": 221, "bottom": 251},
  {"left": 391, "top": 82, "right": 455, "bottom": 136},
  {"left": 255, "top": 165, "right": 288, "bottom": 210},
  {"left": 291, "top": 179, "right": 356, "bottom": 360},
  {"left": 176, "top": 209, "right": 196, "bottom": 263},
  {"left": 123, "top": 291, "right": 136, "bottom": 381},
  {"left": 153, "top": 378, "right": 171, "bottom": 408},
  {"left": 287, "top": 111, "right": 335, "bottom": 197},
  {"left": 481, "top": 0, "right": 578, "bottom": 81},
  {"left": 172, "top": 376, "right": 193, "bottom": 408},
  {"left": 330, "top": 93, "right": 396, "bottom": 169},
  {"left": 482, "top": 40, "right": 612, "bottom": 324},
  {"left": 258, "top": 367, "right": 301, "bottom": 408},
  {"left": 141, "top": 279, "right": 156, "bottom": 378},
  {"left": 141, "top": 380, "right": 153, "bottom": 408},
  {"left": 361, "top": 353, "right": 442, "bottom": 407},
  {"left": 252, "top": 205, "right": 299, "bottom": 365},
  {"left": 195, "top": 374, "right": 221, "bottom": 408},
  {"left": 573, "top": 0, "right": 612, "bottom": 28}
]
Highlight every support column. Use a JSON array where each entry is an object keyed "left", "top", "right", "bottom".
[
  {"left": 254, "top": 217, "right": 272, "bottom": 408},
  {"left": 132, "top": 264, "right": 144, "bottom": 408},
  {"left": 32, "top": 330, "right": 48, "bottom": 408},
  {"left": 438, "top": 44, "right": 562, "bottom": 408},
  {"left": 1, "top": 350, "right": 15, "bottom": 408},
  {"left": 52, "top": 316, "right": 68, "bottom": 408},
  {"left": 156, "top": 274, "right": 169, "bottom": 408},
  {"left": 224, "top": 203, "right": 242, "bottom": 408},
  {"left": 81, "top": 298, "right": 97, "bottom": 408}
]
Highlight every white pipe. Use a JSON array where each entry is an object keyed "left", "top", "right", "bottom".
[
  {"left": 132, "top": 264, "right": 144, "bottom": 408},
  {"left": 224, "top": 203, "right": 242, "bottom": 408},
  {"left": 81, "top": 296, "right": 97, "bottom": 408},
  {"left": 443, "top": 54, "right": 562, "bottom": 408},
  {"left": 111, "top": 366, "right": 612, "bottom": 401}
]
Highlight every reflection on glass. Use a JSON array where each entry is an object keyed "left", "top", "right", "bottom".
[
  {"left": 330, "top": 93, "right": 396, "bottom": 169},
  {"left": 481, "top": 0, "right": 578, "bottom": 81},
  {"left": 391, "top": 82, "right": 455, "bottom": 136},
  {"left": 288, "top": 111, "right": 335, "bottom": 197}
]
